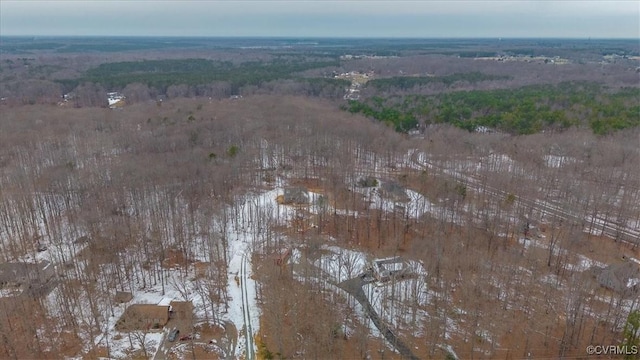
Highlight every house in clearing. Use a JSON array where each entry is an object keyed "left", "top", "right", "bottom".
[
  {"left": 118, "top": 304, "right": 170, "bottom": 330},
  {"left": 380, "top": 181, "right": 410, "bottom": 202},
  {"left": 283, "top": 187, "right": 309, "bottom": 205},
  {"left": 0, "top": 261, "right": 55, "bottom": 297},
  {"left": 596, "top": 261, "right": 640, "bottom": 298},
  {"left": 117, "top": 298, "right": 174, "bottom": 330},
  {"left": 373, "top": 257, "right": 409, "bottom": 282},
  {"left": 107, "top": 92, "right": 125, "bottom": 109}
]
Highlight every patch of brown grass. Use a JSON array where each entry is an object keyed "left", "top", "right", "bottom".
[{"left": 162, "top": 248, "right": 189, "bottom": 268}]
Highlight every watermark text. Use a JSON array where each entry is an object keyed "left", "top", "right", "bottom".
[{"left": 586, "top": 345, "right": 638, "bottom": 356}]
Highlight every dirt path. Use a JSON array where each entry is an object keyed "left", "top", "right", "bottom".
[{"left": 338, "top": 277, "right": 420, "bottom": 360}]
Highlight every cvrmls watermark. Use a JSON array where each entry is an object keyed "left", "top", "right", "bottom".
[{"left": 586, "top": 345, "right": 638, "bottom": 356}]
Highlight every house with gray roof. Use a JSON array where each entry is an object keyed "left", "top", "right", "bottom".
[
  {"left": 595, "top": 261, "right": 640, "bottom": 298},
  {"left": 0, "top": 261, "right": 55, "bottom": 298}
]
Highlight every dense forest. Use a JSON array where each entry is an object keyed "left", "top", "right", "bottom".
[
  {"left": 346, "top": 82, "right": 640, "bottom": 134},
  {"left": 58, "top": 58, "right": 342, "bottom": 94},
  {"left": 365, "top": 72, "right": 512, "bottom": 90}
]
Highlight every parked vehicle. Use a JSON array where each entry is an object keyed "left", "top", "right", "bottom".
[{"left": 168, "top": 328, "right": 180, "bottom": 342}]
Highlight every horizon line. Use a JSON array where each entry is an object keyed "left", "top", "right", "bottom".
[{"left": 2, "top": 35, "right": 639, "bottom": 40}]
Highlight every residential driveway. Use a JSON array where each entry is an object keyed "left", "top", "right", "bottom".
[
  {"left": 154, "top": 301, "right": 193, "bottom": 360},
  {"left": 337, "top": 277, "right": 420, "bottom": 360}
]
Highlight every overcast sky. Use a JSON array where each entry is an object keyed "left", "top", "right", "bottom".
[{"left": 1, "top": 0, "right": 638, "bottom": 38}]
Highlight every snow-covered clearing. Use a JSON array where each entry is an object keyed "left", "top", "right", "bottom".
[
  {"left": 354, "top": 181, "right": 465, "bottom": 225},
  {"left": 311, "top": 245, "right": 369, "bottom": 283}
]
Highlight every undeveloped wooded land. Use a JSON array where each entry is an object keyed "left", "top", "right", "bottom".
[{"left": 0, "top": 37, "right": 638, "bottom": 359}]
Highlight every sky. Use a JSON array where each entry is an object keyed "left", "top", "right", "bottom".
[{"left": 1, "top": 0, "right": 638, "bottom": 38}]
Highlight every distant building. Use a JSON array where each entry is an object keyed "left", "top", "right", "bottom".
[
  {"left": 283, "top": 187, "right": 309, "bottom": 205},
  {"left": 475, "top": 126, "right": 496, "bottom": 134},
  {"left": 107, "top": 92, "right": 126, "bottom": 109},
  {"left": 380, "top": 181, "right": 409, "bottom": 202},
  {"left": 595, "top": 261, "right": 640, "bottom": 298},
  {"left": 58, "top": 92, "right": 76, "bottom": 107},
  {"left": 0, "top": 261, "right": 55, "bottom": 297}
]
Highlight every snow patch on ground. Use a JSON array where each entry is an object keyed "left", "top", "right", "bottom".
[
  {"left": 570, "top": 254, "right": 607, "bottom": 272},
  {"left": 353, "top": 181, "right": 464, "bottom": 225},
  {"left": 544, "top": 155, "right": 575, "bottom": 168},
  {"left": 517, "top": 237, "right": 547, "bottom": 250},
  {"left": 312, "top": 245, "right": 369, "bottom": 283}
]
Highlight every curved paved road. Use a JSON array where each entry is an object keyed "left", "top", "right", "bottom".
[{"left": 338, "top": 277, "right": 420, "bottom": 360}]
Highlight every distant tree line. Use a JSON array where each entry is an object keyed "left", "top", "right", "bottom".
[
  {"left": 345, "top": 82, "right": 639, "bottom": 135},
  {"left": 57, "top": 58, "right": 341, "bottom": 95},
  {"left": 365, "top": 72, "right": 511, "bottom": 91}
]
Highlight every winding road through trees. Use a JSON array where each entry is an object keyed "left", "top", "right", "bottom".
[{"left": 338, "top": 277, "right": 420, "bottom": 360}]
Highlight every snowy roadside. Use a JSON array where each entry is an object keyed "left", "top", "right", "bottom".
[{"left": 223, "top": 187, "right": 297, "bottom": 359}]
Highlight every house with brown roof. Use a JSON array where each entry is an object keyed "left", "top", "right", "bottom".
[{"left": 117, "top": 304, "right": 171, "bottom": 331}]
